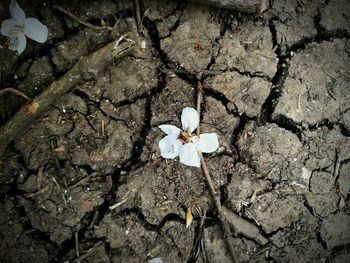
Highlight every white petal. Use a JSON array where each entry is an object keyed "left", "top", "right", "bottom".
[
  {"left": 24, "top": 18, "right": 48, "bottom": 43},
  {"left": 181, "top": 107, "right": 199, "bottom": 133},
  {"left": 179, "top": 142, "right": 201, "bottom": 167},
  {"left": 1, "top": 18, "right": 23, "bottom": 37},
  {"left": 8, "top": 32, "right": 26, "bottom": 55},
  {"left": 10, "top": 0, "right": 25, "bottom": 22},
  {"left": 159, "top": 135, "right": 181, "bottom": 159},
  {"left": 197, "top": 133, "right": 219, "bottom": 153},
  {"left": 159, "top": 125, "right": 181, "bottom": 136}
]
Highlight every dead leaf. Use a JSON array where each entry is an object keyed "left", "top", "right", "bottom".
[{"left": 23, "top": 101, "right": 39, "bottom": 115}]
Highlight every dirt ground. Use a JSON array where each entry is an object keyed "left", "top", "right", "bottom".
[{"left": 0, "top": 0, "right": 350, "bottom": 262}]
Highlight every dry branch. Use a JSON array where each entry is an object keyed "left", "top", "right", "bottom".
[
  {"left": 187, "top": 0, "right": 269, "bottom": 14},
  {"left": 0, "top": 38, "right": 135, "bottom": 157},
  {"left": 198, "top": 151, "right": 239, "bottom": 263},
  {"left": 196, "top": 82, "right": 269, "bottom": 261},
  {"left": 196, "top": 83, "right": 239, "bottom": 263}
]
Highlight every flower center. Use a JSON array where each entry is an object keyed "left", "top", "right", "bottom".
[{"left": 178, "top": 130, "right": 191, "bottom": 144}]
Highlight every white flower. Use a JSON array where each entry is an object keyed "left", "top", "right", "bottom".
[
  {"left": 0, "top": 0, "right": 48, "bottom": 55},
  {"left": 158, "top": 107, "right": 219, "bottom": 167}
]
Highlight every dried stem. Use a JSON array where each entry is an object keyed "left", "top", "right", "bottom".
[
  {"left": 133, "top": 0, "right": 144, "bottom": 35},
  {"left": 73, "top": 241, "right": 103, "bottom": 263},
  {"left": 51, "top": 177, "right": 67, "bottom": 205},
  {"left": 23, "top": 186, "right": 49, "bottom": 198},
  {"left": 75, "top": 232, "right": 80, "bottom": 258},
  {"left": 53, "top": 5, "right": 114, "bottom": 31},
  {"left": 196, "top": 82, "right": 239, "bottom": 263},
  {"left": 0, "top": 87, "right": 31, "bottom": 101},
  {"left": 187, "top": 0, "right": 269, "bottom": 14},
  {"left": 67, "top": 173, "right": 96, "bottom": 191},
  {"left": 196, "top": 82, "right": 203, "bottom": 137}
]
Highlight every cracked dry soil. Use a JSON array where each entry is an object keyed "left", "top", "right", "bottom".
[{"left": 0, "top": 0, "right": 350, "bottom": 262}]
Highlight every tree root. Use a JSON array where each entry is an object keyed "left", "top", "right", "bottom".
[
  {"left": 188, "top": 0, "right": 269, "bottom": 14},
  {"left": 0, "top": 37, "right": 136, "bottom": 157},
  {"left": 222, "top": 206, "right": 268, "bottom": 245}
]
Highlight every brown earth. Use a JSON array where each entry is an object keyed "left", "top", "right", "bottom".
[{"left": 0, "top": 0, "right": 349, "bottom": 262}]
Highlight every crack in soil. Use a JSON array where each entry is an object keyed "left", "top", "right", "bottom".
[
  {"left": 50, "top": 19, "right": 172, "bottom": 256},
  {"left": 2, "top": 1, "right": 350, "bottom": 262}
]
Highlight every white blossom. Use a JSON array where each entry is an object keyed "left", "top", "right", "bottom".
[
  {"left": 159, "top": 107, "right": 219, "bottom": 167},
  {"left": 0, "top": 0, "right": 48, "bottom": 55}
]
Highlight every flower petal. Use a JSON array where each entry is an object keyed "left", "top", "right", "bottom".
[
  {"left": 10, "top": 0, "right": 25, "bottom": 22},
  {"left": 8, "top": 32, "right": 26, "bottom": 55},
  {"left": 197, "top": 133, "right": 219, "bottom": 153},
  {"left": 181, "top": 107, "right": 199, "bottom": 133},
  {"left": 1, "top": 18, "right": 22, "bottom": 37},
  {"left": 179, "top": 142, "right": 200, "bottom": 167},
  {"left": 159, "top": 135, "right": 181, "bottom": 159},
  {"left": 159, "top": 124, "right": 181, "bottom": 136},
  {"left": 24, "top": 18, "right": 48, "bottom": 43}
]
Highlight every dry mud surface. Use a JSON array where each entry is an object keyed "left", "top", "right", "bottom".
[{"left": 0, "top": 0, "right": 350, "bottom": 262}]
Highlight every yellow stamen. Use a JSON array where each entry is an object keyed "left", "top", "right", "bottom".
[{"left": 178, "top": 130, "right": 192, "bottom": 143}]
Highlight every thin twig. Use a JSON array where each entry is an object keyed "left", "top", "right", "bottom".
[
  {"left": 53, "top": 5, "right": 114, "bottom": 31},
  {"left": 101, "top": 119, "right": 105, "bottom": 137},
  {"left": 75, "top": 232, "right": 80, "bottom": 259},
  {"left": 133, "top": 0, "right": 144, "bottom": 35},
  {"left": 196, "top": 83, "right": 239, "bottom": 263},
  {"left": 72, "top": 241, "right": 103, "bottom": 263},
  {"left": 37, "top": 166, "right": 44, "bottom": 191},
  {"left": 199, "top": 153, "right": 239, "bottom": 262},
  {"left": 334, "top": 148, "right": 341, "bottom": 179},
  {"left": 51, "top": 177, "right": 67, "bottom": 205},
  {"left": 196, "top": 82, "right": 203, "bottom": 137},
  {"left": 109, "top": 189, "right": 136, "bottom": 210},
  {"left": 23, "top": 186, "right": 49, "bottom": 198},
  {"left": 67, "top": 173, "right": 96, "bottom": 191},
  {"left": 0, "top": 87, "right": 31, "bottom": 100},
  {"left": 88, "top": 211, "right": 99, "bottom": 230}
]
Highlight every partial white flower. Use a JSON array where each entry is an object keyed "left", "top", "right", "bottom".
[
  {"left": 0, "top": 0, "right": 48, "bottom": 55},
  {"left": 158, "top": 107, "right": 219, "bottom": 167},
  {"left": 148, "top": 258, "right": 164, "bottom": 263}
]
